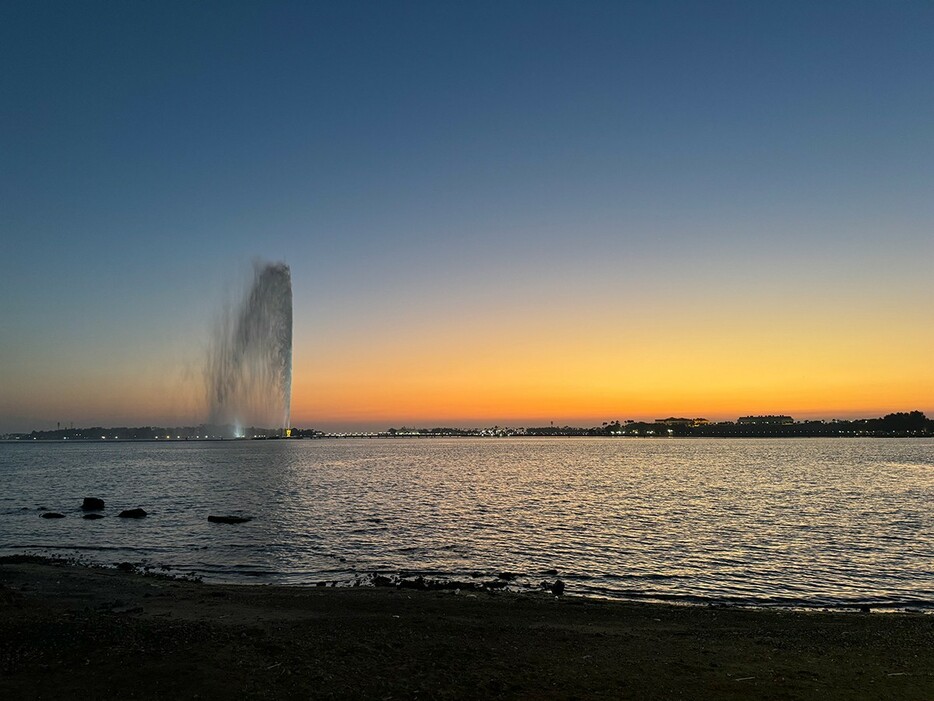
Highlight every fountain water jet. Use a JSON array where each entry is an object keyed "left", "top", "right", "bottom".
[{"left": 206, "top": 261, "right": 292, "bottom": 433}]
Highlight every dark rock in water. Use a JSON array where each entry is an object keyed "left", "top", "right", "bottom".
[
  {"left": 551, "top": 580, "right": 566, "bottom": 596},
  {"left": 40, "top": 512, "right": 65, "bottom": 519},
  {"left": 207, "top": 515, "right": 252, "bottom": 524},
  {"left": 372, "top": 574, "right": 396, "bottom": 587},
  {"left": 83, "top": 513, "right": 105, "bottom": 520},
  {"left": 116, "top": 562, "right": 136, "bottom": 572},
  {"left": 498, "top": 571, "right": 518, "bottom": 581},
  {"left": 859, "top": 604, "right": 871, "bottom": 613},
  {"left": 81, "top": 497, "right": 105, "bottom": 511},
  {"left": 118, "top": 508, "right": 147, "bottom": 518},
  {"left": 543, "top": 568, "right": 559, "bottom": 576}
]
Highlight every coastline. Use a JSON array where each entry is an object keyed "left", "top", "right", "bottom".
[{"left": 2, "top": 558, "right": 933, "bottom": 699}]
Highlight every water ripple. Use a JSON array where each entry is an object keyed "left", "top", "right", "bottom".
[{"left": 1, "top": 438, "right": 932, "bottom": 608}]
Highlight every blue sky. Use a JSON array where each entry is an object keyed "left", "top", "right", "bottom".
[{"left": 1, "top": 1, "right": 932, "bottom": 431}]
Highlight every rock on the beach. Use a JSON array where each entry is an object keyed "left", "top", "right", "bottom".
[
  {"left": 551, "top": 580, "right": 566, "bottom": 596},
  {"left": 207, "top": 515, "right": 253, "bottom": 524},
  {"left": 83, "top": 513, "right": 105, "bottom": 520},
  {"left": 118, "top": 508, "right": 147, "bottom": 518},
  {"left": 81, "top": 497, "right": 105, "bottom": 511},
  {"left": 40, "top": 512, "right": 65, "bottom": 519}
]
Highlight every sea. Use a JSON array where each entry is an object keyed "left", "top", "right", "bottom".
[{"left": 1, "top": 437, "right": 932, "bottom": 610}]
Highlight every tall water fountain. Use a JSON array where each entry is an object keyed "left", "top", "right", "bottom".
[{"left": 206, "top": 261, "right": 292, "bottom": 435}]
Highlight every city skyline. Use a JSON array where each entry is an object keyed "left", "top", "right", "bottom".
[{"left": 2, "top": 1, "right": 932, "bottom": 433}]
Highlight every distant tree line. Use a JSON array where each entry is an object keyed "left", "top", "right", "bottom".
[
  {"left": 5, "top": 411, "right": 931, "bottom": 441},
  {"left": 575, "top": 411, "right": 932, "bottom": 438}
]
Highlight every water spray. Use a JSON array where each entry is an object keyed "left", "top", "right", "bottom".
[{"left": 206, "top": 261, "right": 292, "bottom": 434}]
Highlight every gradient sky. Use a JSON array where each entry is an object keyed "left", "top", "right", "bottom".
[{"left": 1, "top": 1, "right": 932, "bottom": 432}]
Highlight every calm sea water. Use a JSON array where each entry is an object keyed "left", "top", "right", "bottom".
[{"left": 1, "top": 438, "right": 932, "bottom": 609}]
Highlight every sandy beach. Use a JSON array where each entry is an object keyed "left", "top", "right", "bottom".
[{"left": 1, "top": 557, "right": 932, "bottom": 699}]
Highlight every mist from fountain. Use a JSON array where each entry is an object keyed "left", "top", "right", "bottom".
[{"left": 206, "top": 261, "right": 292, "bottom": 434}]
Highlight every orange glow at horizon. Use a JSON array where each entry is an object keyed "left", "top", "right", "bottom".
[
  {"left": 4, "top": 284, "right": 931, "bottom": 432},
  {"left": 288, "top": 302, "right": 934, "bottom": 428}
]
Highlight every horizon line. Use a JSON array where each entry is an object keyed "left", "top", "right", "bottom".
[{"left": 5, "top": 409, "right": 931, "bottom": 435}]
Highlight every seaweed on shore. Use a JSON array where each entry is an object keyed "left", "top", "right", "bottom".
[{"left": 354, "top": 571, "right": 563, "bottom": 594}]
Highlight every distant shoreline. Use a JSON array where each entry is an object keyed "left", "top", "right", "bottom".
[
  {"left": 4, "top": 410, "right": 931, "bottom": 441},
  {"left": 4, "top": 435, "right": 934, "bottom": 443},
  {"left": 4, "top": 433, "right": 933, "bottom": 442}
]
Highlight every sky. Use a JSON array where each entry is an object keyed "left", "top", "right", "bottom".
[{"left": 1, "top": 1, "right": 932, "bottom": 432}]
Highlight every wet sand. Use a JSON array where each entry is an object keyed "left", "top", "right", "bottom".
[{"left": 1, "top": 558, "right": 932, "bottom": 699}]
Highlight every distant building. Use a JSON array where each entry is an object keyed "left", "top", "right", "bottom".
[
  {"left": 655, "top": 417, "right": 694, "bottom": 426},
  {"left": 692, "top": 418, "right": 709, "bottom": 426},
  {"left": 737, "top": 415, "right": 794, "bottom": 425}
]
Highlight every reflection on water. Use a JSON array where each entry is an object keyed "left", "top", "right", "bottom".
[{"left": 1, "top": 438, "right": 932, "bottom": 608}]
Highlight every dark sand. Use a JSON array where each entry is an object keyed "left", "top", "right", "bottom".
[{"left": 1, "top": 558, "right": 932, "bottom": 699}]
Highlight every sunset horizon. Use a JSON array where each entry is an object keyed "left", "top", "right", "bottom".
[
  {"left": 6, "top": 403, "right": 933, "bottom": 435},
  {"left": 3, "top": 3, "right": 931, "bottom": 435}
]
